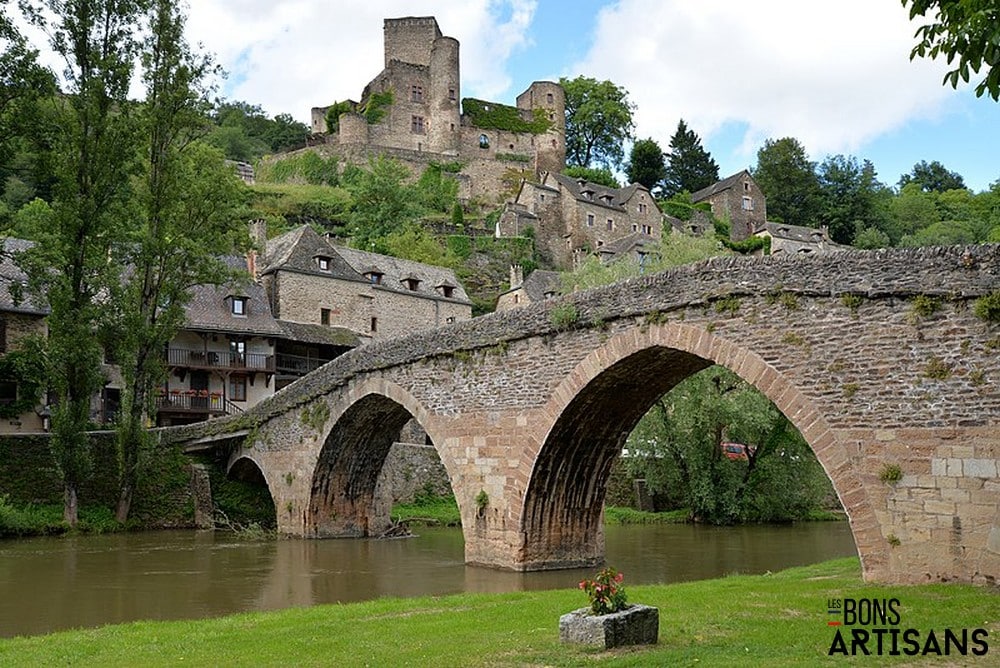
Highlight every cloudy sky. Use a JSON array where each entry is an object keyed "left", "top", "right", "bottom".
[{"left": 35, "top": 0, "right": 1000, "bottom": 191}]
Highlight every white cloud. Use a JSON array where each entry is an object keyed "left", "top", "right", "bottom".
[
  {"left": 569, "top": 0, "right": 961, "bottom": 165},
  {"left": 184, "top": 0, "right": 538, "bottom": 122}
]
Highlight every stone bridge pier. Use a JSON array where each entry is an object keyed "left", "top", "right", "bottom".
[{"left": 190, "top": 245, "right": 1000, "bottom": 584}]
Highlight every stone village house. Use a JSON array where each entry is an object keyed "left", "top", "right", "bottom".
[{"left": 0, "top": 229, "right": 472, "bottom": 432}]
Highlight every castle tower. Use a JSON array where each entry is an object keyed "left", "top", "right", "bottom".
[
  {"left": 517, "top": 81, "right": 565, "bottom": 175},
  {"left": 428, "top": 36, "right": 461, "bottom": 155},
  {"left": 383, "top": 17, "right": 441, "bottom": 68}
]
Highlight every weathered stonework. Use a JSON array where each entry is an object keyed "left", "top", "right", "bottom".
[
  {"left": 167, "top": 245, "right": 1000, "bottom": 584},
  {"left": 559, "top": 604, "right": 659, "bottom": 649}
]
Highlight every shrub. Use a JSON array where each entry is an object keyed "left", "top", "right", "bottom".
[{"left": 578, "top": 566, "right": 628, "bottom": 615}]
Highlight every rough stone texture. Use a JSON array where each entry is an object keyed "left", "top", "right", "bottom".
[
  {"left": 376, "top": 440, "right": 451, "bottom": 504},
  {"left": 167, "top": 245, "right": 1000, "bottom": 584},
  {"left": 559, "top": 605, "right": 659, "bottom": 649}
]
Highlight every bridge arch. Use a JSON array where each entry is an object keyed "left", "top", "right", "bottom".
[
  {"left": 306, "top": 377, "right": 451, "bottom": 538},
  {"left": 520, "top": 323, "right": 876, "bottom": 573}
]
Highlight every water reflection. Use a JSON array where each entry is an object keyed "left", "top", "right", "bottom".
[{"left": 0, "top": 522, "right": 856, "bottom": 638}]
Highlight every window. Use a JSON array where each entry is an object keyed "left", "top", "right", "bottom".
[
  {"left": 744, "top": 181, "right": 750, "bottom": 191},
  {"left": 411, "top": 115, "right": 425, "bottom": 134},
  {"left": 439, "top": 285, "right": 455, "bottom": 298},
  {"left": 320, "top": 308, "right": 331, "bottom": 325},
  {"left": 632, "top": 224, "right": 638, "bottom": 232},
  {"left": 229, "top": 374, "right": 247, "bottom": 402},
  {"left": 229, "top": 339, "right": 246, "bottom": 367},
  {"left": 586, "top": 213, "right": 594, "bottom": 228},
  {"left": 642, "top": 224, "right": 653, "bottom": 235},
  {"left": 742, "top": 196, "right": 753, "bottom": 211},
  {"left": 231, "top": 297, "right": 247, "bottom": 316},
  {"left": 367, "top": 272, "right": 383, "bottom": 285},
  {"left": 316, "top": 256, "right": 330, "bottom": 271},
  {"left": 478, "top": 134, "right": 489, "bottom": 149},
  {"left": 638, "top": 202, "right": 647, "bottom": 214},
  {"left": 607, "top": 219, "right": 614, "bottom": 231},
  {"left": 0, "top": 381, "right": 16, "bottom": 405},
  {"left": 403, "top": 277, "right": 420, "bottom": 291},
  {"left": 411, "top": 85, "right": 423, "bottom": 102},
  {"left": 539, "top": 194, "right": 545, "bottom": 202},
  {"left": 0, "top": 317, "right": 6, "bottom": 353},
  {"left": 448, "top": 87, "right": 456, "bottom": 101},
  {"left": 546, "top": 92, "right": 553, "bottom": 104},
  {"left": 370, "top": 317, "right": 378, "bottom": 332}
]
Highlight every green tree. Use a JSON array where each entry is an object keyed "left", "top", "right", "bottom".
[
  {"left": 108, "top": 0, "right": 248, "bottom": 522},
  {"left": 623, "top": 368, "right": 832, "bottom": 523},
  {"left": 661, "top": 119, "right": 719, "bottom": 198},
  {"left": 624, "top": 137, "right": 666, "bottom": 192},
  {"left": 904, "top": 0, "right": 1000, "bottom": 99},
  {"left": 560, "top": 75, "right": 635, "bottom": 170},
  {"left": 890, "top": 182, "right": 940, "bottom": 240},
  {"left": 324, "top": 100, "right": 353, "bottom": 133},
  {"left": 898, "top": 159, "right": 966, "bottom": 192},
  {"left": 752, "top": 137, "right": 822, "bottom": 225},
  {"left": 817, "top": 155, "right": 891, "bottom": 245},
  {"left": 18, "top": 0, "right": 148, "bottom": 526},
  {"left": 342, "top": 155, "right": 421, "bottom": 252},
  {"left": 853, "top": 226, "right": 891, "bottom": 249},
  {"left": 562, "top": 165, "right": 619, "bottom": 189}
]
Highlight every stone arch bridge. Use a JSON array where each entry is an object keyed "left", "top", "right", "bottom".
[{"left": 169, "top": 245, "right": 1000, "bottom": 585}]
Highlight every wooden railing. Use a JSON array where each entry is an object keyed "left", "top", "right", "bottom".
[
  {"left": 155, "top": 393, "right": 228, "bottom": 415},
  {"left": 165, "top": 348, "right": 275, "bottom": 372},
  {"left": 275, "top": 353, "right": 331, "bottom": 377}
]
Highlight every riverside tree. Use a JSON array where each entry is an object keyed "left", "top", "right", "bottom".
[
  {"left": 107, "top": 0, "right": 249, "bottom": 522},
  {"left": 903, "top": 0, "right": 1000, "bottom": 100},
  {"left": 17, "top": 0, "right": 148, "bottom": 525}
]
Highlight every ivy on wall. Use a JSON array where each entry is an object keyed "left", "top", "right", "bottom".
[
  {"left": 462, "top": 99, "right": 551, "bottom": 134},
  {"left": 0, "top": 344, "right": 46, "bottom": 420}
]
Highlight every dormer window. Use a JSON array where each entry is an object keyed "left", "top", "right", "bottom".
[
  {"left": 230, "top": 296, "right": 247, "bottom": 316},
  {"left": 436, "top": 282, "right": 456, "bottom": 298},
  {"left": 316, "top": 256, "right": 331, "bottom": 271},
  {"left": 402, "top": 276, "right": 421, "bottom": 291},
  {"left": 366, "top": 272, "right": 383, "bottom": 285}
]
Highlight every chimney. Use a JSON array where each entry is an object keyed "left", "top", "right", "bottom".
[
  {"left": 247, "top": 220, "right": 268, "bottom": 280},
  {"left": 509, "top": 264, "right": 524, "bottom": 290}
]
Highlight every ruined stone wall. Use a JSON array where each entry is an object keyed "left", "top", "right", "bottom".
[{"left": 383, "top": 17, "right": 441, "bottom": 68}]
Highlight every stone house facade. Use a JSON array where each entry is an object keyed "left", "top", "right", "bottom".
[
  {"left": 495, "top": 266, "right": 561, "bottom": 311},
  {"left": 690, "top": 170, "right": 767, "bottom": 242},
  {"left": 753, "top": 222, "right": 850, "bottom": 256},
  {"left": 497, "top": 172, "right": 663, "bottom": 268},
  {"left": 308, "top": 16, "right": 565, "bottom": 203},
  {"left": 259, "top": 225, "right": 472, "bottom": 343}
]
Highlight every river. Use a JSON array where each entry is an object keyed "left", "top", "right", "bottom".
[{"left": 0, "top": 522, "right": 857, "bottom": 638}]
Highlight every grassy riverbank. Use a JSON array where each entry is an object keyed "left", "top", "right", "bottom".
[{"left": 1, "top": 558, "right": 995, "bottom": 666}]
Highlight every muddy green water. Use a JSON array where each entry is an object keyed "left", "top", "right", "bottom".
[{"left": 0, "top": 522, "right": 856, "bottom": 638}]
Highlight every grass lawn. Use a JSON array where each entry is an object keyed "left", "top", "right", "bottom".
[{"left": 1, "top": 557, "right": 995, "bottom": 666}]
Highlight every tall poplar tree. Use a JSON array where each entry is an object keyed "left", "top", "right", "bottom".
[
  {"left": 17, "top": 0, "right": 147, "bottom": 525},
  {"left": 661, "top": 120, "right": 719, "bottom": 198},
  {"left": 110, "top": 0, "right": 248, "bottom": 521}
]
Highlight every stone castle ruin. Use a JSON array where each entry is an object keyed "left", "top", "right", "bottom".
[{"left": 309, "top": 16, "right": 565, "bottom": 203}]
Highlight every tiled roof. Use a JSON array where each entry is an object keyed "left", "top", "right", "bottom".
[
  {"left": 690, "top": 170, "right": 752, "bottom": 203},
  {"left": 0, "top": 238, "right": 48, "bottom": 315},
  {"left": 276, "top": 319, "right": 360, "bottom": 347},
  {"left": 261, "top": 226, "right": 471, "bottom": 303},
  {"left": 549, "top": 173, "right": 633, "bottom": 212},
  {"left": 183, "top": 261, "right": 284, "bottom": 337},
  {"left": 758, "top": 222, "right": 851, "bottom": 249},
  {"left": 519, "top": 269, "right": 561, "bottom": 302},
  {"left": 598, "top": 232, "right": 659, "bottom": 258},
  {"left": 260, "top": 226, "right": 366, "bottom": 283},
  {"left": 333, "top": 244, "right": 472, "bottom": 304}
]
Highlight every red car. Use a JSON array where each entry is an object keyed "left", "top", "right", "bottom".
[{"left": 721, "top": 442, "right": 754, "bottom": 460}]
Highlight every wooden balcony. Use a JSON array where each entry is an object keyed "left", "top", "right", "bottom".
[
  {"left": 166, "top": 348, "right": 275, "bottom": 373},
  {"left": 155, "top": 393, "right": 243, "bottom": 417},
  {"left": 275, "top": 352, "right": 332, "bottom": 377}
]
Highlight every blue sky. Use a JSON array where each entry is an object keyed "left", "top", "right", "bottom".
[{"left": 178, "top": 0, "right": 999, "bottom": 192}]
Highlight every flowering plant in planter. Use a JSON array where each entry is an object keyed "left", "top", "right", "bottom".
[{"left": 578, "top": 566, "right": 627, "bottom": 615}]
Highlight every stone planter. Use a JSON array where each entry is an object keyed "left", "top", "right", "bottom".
[{"left": 559, "top": 604, "right": 659, "bottom": 649}]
